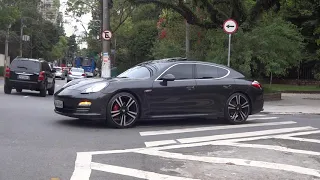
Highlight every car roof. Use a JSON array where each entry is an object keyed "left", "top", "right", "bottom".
[
  {"left": 13, "top": 57, "right": 47, "bottom": 63},
  {"left": 138, "top": 57, "right": 231, "bottom": 70}
]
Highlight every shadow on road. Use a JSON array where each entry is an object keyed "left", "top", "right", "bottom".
[
  {"left": 9, "top": 91, "right": 53, "bottom": 97},
  {"left": 55, "top": 117, "right": 246, "bottom": 129}
]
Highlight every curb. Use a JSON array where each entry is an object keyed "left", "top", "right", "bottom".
[{"left": 261, "top": 111, "right": 320, "bottom": 115}]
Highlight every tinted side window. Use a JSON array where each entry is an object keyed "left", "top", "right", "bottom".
[
  {"left": 196, "top": 64, "right": 218, "bottom": 79},
  {"left": 161, "top": 64, "right": 193, "bottom": 80},
  {"left": 217, "top": 67, "right": 229, "bottom": 78},
  {"left": 42, "top": 62, "right": 50, "bottom": 71}
]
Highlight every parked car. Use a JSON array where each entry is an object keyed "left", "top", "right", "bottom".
[
  {"left": 54, "top": 58, "right": 264, "bottom": 128},
  {"left": 67, "top": 67, "right": 86, "bottom": 82},
  {"left": 4, "top": 57, "right": 56, "bottom": 97},
  {"left": 53, "top": 67, "right": 65, "bottom": 80}
]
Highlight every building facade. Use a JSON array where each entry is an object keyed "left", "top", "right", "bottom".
[{"left": 39, "top": 0, "right": 60, "bottom": 24}]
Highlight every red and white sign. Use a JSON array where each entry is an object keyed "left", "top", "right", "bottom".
[
  {"left": 102, "top": 30, "right": 112, "bottom": 40},
  {"left": 223, "top": 19, "right": 238, "bottom": 34}
]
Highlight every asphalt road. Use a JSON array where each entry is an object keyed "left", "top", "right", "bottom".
[{"left": 1, "top": 78, "right": 320, "bottom": 180}]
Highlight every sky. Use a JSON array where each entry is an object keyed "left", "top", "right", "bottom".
[{"left": 59, "top": 0, "right": 92, "bottom": 49}]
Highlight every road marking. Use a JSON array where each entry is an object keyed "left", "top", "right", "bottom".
[
  {"left": 177, "top": 126, "right": 316, "bottom": 144},
  {"left": 277, "top": 137, "right": 320, "bottom": 144},
  {"left": 136, "top": 150, "right": 320, "bottom": 178},
  {"left": 274, "top": 130, "right": 320, "bottom": 138},
  {"left": 70, "top": 152, "right": 92, "bottom": 180},
  {"left": 91, "top": 162, "right": 200, "bottom": 180},
  {"left": 249, "top": 114, "right": 267, "bottom": 117},
  {"left": 23, "top": 96, "right": 29, "bottom": 98},
  {"left": 140, "top": 121, "right": 293, "bottom": 136},
  {"left": 212, "top": 142, "right": 320, "bottom": 156},
  {"left": 247, "top": 117, "right": 279, "bottom": 121},
  {"left": 145, "top": 140, "right": 178, "bottom": 147}
]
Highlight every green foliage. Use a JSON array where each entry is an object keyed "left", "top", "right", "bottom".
[
  {"left": 0, "top": 66, "right": 4, "bottom": 76},
  {"left": 206, "top": 13, "right": 304, "bottom": 78},
  {"left": 151, "top": 39, "right": 184, "bottom": 59},
  {"left": 50, "top": 36, "right": 69, "bottom": 60}
]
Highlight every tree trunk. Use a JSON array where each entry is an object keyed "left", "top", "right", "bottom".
[{"left": 269, "top": 71, "right": 273, "bottom": 87}]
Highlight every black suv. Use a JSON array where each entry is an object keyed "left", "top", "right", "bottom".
[{"left": 4, "top": 58, "right": 56, "bottom": 97}]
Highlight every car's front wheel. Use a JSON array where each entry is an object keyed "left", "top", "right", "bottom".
[
  {"left": 224, "top": 93, "right": 250, "bottom": 124},
  {"left": 106, "top": 92, "right": 140, "bottom": 128}
]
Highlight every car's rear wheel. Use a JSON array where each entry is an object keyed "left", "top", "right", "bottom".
[
  {"left": 40, "top": 85, "right": 47, "bottom": 97},
  {"left": 16, "top": 88, "right": 22, "bottom": 93},
  {"left": 48, "top": 81, "right": 55, "bottom": 95},
  {"left": 224, "top": 93, "right": 250, "bottom": 124},
  {"left": 4, "top": 85, "right": 12, "bottom": 94},
  {"left": 106, "top": 92, "right": 139, "bottom": 128}
]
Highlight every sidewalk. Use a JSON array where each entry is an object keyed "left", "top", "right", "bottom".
[{"left": 263, "top": 93, "right": 320, "bottom": 114}]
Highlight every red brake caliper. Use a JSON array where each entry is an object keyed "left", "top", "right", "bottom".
[{"left": 112, "top": 104, "right": 120, "bottom": 111}]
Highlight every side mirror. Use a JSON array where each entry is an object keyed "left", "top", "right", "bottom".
[{"left": 162, "top": 74, "right": 175, "bottom": 81}]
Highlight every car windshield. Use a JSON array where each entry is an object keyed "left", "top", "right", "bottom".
[
  {"left": 10, "top": 59, "right": 40, "bottom": 72},
  {"left": 71, "top": 68, "right": 84, "bottom": 73},
  {"left": 117, "top": 65, "right": 151, "bottom": 79}
]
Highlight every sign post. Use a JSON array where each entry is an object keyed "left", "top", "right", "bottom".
[
  {"left": 223, "top": 19, "right": 238, "bottom": 67},
  {"left": 101, "top": 29, "right": 112, "bottom": 78}
]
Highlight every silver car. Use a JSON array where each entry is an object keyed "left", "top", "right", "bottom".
[
  {"left": 54, "top": 67, "right": 65, "bottom": 80},
  {"left": 67, "top": 67, "right": 86, "bottom": 82}
]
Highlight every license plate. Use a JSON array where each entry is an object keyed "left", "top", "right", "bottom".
[
  {"left": 54, "top": 100, "right": 63, "bottom": 108},
  {"left": 18, "top": 75, "right": 30, "bottom": 80}
]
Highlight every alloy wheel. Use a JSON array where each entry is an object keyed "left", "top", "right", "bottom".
[
  {"left": 227, "top": 94, "right": 250, "bottom": 122},
  {"left": 110, "top": 95, "right": 138, "bottom": 127}
]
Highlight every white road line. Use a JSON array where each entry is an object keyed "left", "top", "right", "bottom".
[
  {"left": 177, "top": 126, "right": 317, "bottom": 144},
  {"left": 249, "top": 114, "right": 267, "bottom": 117},
  {"left": 274, "top": 130, "right": 320, "bottom": 138},
  {"left": 70, "top": 152, "right": 92, "bottom": 180},
  {"left": 212, "top": 142, "right": 320, "bottom": 156},
  {"left": 277, "top": 137, "right": 320, "bottom": 144},
  {"left": 145, "top": 140, "right": 177, "bottom": 147},
  {"left": 247, "top": 117, "right": 279, "bottom": 121},
  {"left": 91, "top": 162, "right": 200, "bottom": 180},
  {"left": 136, "top": 150, "right": 320, "bottom": 178},
  {"left": 140, "top": 121, "right": 294, "bottom": 136}
]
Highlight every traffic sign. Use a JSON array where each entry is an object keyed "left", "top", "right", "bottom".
[
  {"left": 102, "top": 30, "right": 112, "bottom": 40},
  {"left": 223, "top": 19, "right": 238, "bottom": 34}
]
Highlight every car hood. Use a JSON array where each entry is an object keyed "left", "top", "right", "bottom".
[{"left": 62, "top": 77, "right": 141, "bottom": 91}]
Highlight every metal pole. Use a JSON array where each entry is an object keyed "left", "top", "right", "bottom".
[
  {"left": 101, "top": 0, "right": 111, "bottom": 78},
  {"left": 4, "top": 24, "right": 10, "bottom": 72},
  {"left": 186, "top": 21, "right": 190, "bottom": 59},
  {"left": 20, "top": 18, "right": 24, "bottom": 57},
  {"left": 227, "top": 34, "right": 231, "bottom": 67}
]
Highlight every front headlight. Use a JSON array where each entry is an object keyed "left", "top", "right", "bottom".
[{"left": 81, "top": 82, "right": 109, "bottom": 94}]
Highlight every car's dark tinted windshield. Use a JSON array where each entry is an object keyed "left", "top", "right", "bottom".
[
  {"left": 10, "top": 59, "right": 40, "bottom": 72},
  {"left": 117, "top": 65, "right": 151, "bottom": 79}
]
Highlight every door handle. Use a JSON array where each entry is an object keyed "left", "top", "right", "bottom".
[
  {"left": 186, "top": 86, "right": 195, "bottom": 90},
  {"left": 223, "top": 85, "right": 232, "bottom": 89}
]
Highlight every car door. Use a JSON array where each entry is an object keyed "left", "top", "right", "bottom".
[
  {"left": 42, "top": 62, "right": 54, "bottom": 88},
  {"left": 148, "top": 63, "right": 200, "bottom": 117},
  {"left": 194, "top": 64, "right": 235, "bottom": 115}
]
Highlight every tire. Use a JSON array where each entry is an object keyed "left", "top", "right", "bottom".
[
  {"left": 106, "top": 92, "right": 140, "bottom": 128},
  {"left": 16, "top": 88, "right": 22, "bottom": 93},
  {"left": 40, "top": 84, "right": 47, "bottom": 97},
  {"left": 4, "top": 84, "right": 12, "bottom": 94},
  {"left": 224, "top": 93, "right": 251, "bottom": 124},
  {"left": 48, "top": 81, "right": 55, "bottom": 95}
]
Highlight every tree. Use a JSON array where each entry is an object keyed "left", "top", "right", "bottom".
[
  {"left": 128, "top": 0, "right": 281, "bottom": 30},
  {"left": 50, "top": 36, "right": 69, "bottom": 61}
]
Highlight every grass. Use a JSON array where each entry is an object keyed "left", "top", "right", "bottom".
[{"left": 263, "top": 84, "right": 320, "bottom": 93}]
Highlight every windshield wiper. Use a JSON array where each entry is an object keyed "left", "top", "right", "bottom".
[{"left": 17, "top": 66, "right": 28, "bottom": 70}]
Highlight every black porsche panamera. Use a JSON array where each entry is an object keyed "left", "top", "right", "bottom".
[{"left": 54, "top": 58, "right": 264, "bottom": 128}]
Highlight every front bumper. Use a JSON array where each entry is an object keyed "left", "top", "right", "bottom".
[{"left": 54, "top": 88, "right": 111, "bottom": 120}]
